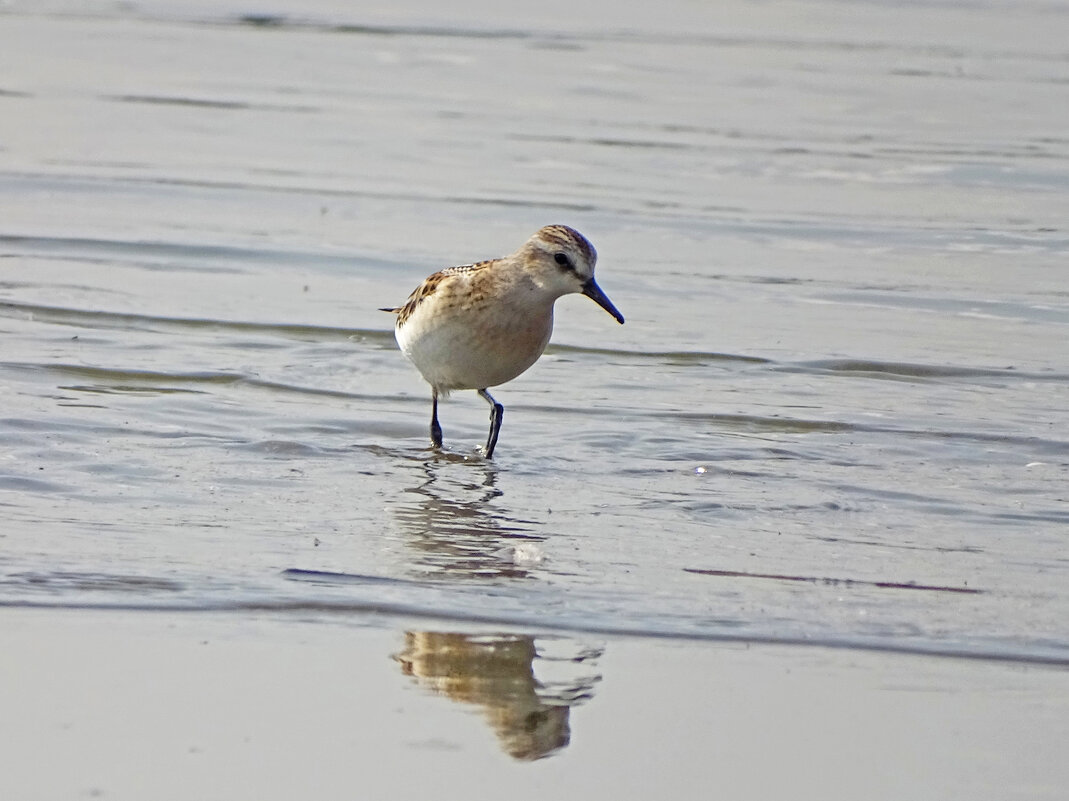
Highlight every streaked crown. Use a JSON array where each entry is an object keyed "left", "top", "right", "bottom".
[{"left": 522, "top": 224, "right": 598, "bottom": 285}]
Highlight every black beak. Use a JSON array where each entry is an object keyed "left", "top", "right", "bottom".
[{"left": 582, "top": 279, "right": 625, "bottom": 324}]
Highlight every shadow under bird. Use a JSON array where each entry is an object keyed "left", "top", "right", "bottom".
[{"left": 381, "top": 225, "right": 624, "bottom": 458}]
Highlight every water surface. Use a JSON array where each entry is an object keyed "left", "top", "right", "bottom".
[{"left": 1, "top": 0, "right": 1068, "bottom": 750}]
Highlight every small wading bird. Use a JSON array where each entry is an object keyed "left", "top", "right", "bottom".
[{"left": 381, "top": 225, "right": 624, "bottom": 458}]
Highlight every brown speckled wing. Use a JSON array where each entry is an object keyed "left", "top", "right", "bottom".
[{"left": 389, "top": 260, "right": 497, "bottom": 328}]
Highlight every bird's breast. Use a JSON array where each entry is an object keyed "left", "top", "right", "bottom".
[{"left": 397, "top": 285, "right": 555, "bottom": 392}]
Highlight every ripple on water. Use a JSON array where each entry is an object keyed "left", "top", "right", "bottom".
[{"left": 1, "top": 0, "right": 1068, "bottom": 671}]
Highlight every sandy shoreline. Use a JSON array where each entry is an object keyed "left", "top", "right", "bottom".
[{"left": 3, "top": 607, "right": 1066, "bottom": 800}]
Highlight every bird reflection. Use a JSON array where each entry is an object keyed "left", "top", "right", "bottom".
[
  {"left": 394, "top": 456, "right": 543, "bottom": 578},
  {"left": 394, "top": 631, "right": 602, "bottom": 761}
]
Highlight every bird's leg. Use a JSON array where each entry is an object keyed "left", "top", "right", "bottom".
[
  {"left": 478, "top": 389, "right": 504, "bottom": 458},
  {"left": 430, "top": 388, "right": 443, "bottom": 449}
]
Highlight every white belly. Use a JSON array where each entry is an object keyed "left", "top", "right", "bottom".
[{"left": 397, "top": 302, "right": 554, "bottom": 393}]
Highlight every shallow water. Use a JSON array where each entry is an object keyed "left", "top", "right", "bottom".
[{"left": 2, "top": 0, "right": 1069, "bottom": 677}]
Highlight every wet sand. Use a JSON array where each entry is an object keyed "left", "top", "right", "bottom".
[{"left": 3, "top": 607, "right": 1067, "bottom": 800}]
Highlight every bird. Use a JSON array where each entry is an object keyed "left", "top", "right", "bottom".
[{"left": 380, "top": 225, "right": 624, "bottom": 458}]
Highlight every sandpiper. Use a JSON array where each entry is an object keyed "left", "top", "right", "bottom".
[{"left": 381, "top": 225, "right": 624, "bottom": 458}]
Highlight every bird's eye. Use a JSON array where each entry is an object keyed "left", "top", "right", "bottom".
[{"left": 554, "top": 252, "right": 573, "bottom": 269}]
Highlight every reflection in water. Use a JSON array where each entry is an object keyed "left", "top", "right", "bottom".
[
  {"left": 391, "top": 460, "right": 602, "bottom": 758},
  {"left": 394, "top": 457, "right": 544, "bottom": 578},
  {"left": 395, "top": 631, "right": 602, "bottom": 761}
]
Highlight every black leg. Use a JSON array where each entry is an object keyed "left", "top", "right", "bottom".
[
  {"left": 430, "top": 389, "right": 443, "bottom": 448},
  {"left": 478, "top": 388, "right": 504, "bottom": 458}
]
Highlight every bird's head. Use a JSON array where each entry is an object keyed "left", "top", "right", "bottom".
[{"left": 521, "top": 225, "right": 624, "bottom": 324}]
